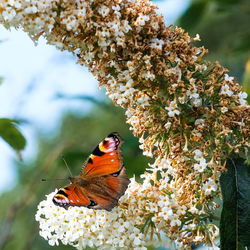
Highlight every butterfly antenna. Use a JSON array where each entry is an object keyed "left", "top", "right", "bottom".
[
  {"left": 41, "top": 178, "right": 67, "bottom": 182},
  {"left": 61, "top": 155, "right": 73, "bottom": 177}
]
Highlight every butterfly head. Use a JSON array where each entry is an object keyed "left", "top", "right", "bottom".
[{"left": 69, "top": 176, "right": 87, "bottom": 186}]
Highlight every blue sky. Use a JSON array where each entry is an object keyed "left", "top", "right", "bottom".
[{"left": 0, "top": 0, "right": 190, "bottom": 193}]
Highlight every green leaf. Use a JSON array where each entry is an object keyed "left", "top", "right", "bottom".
[
  {"left": 0, "top": 118, "right": 26, "bottom": 152},
  {"left": 178, "top": 1, "right": 208, "bottom": 31},
  {"left": 0, "top": 77, "right": 3, "bottom": 85},
  {"left": 220, "top": 158, "right": 250, "bottom": 249}
]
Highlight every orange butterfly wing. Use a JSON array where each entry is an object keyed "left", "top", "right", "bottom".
[
  {"left": 81, "top": 132, "right": 123, "bottom": 177},
  {"left": 53, "top": 133, "right": 130, "bottom": 211},
  {"left": 53, "top": 184, "right": 91, "bottom": 209}
]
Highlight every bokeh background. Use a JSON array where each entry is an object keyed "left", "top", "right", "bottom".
[{"left": 0, "top": 0, "right": 249, "bottom": 249}]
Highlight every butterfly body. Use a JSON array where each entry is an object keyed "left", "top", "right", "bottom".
[{"left": 53, "top": 133, "right": 130, "bottom": 211}]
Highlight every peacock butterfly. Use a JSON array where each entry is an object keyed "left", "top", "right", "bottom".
[{"left": 53, "top": 132, "right": 130, "bottom": 211}]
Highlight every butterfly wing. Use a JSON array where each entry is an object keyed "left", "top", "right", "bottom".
[
  {"left": 81, "top": 132, "right": 124, "bottom": 177},
  {"left": 79, "top": 132, "right": 130, "bottom": 210},
  {"left": 53, "top": 184, "right": 91, "bottom": 210}
]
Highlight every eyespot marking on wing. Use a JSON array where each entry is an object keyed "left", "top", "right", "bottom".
[
  {"left": 99, "top": 140, "right": 109, "bottom": 152},
  {"left": 53, "top": 194, "right": 70, "bottom": 209},
  {"left": 107, "top": 133, "right": 120, "bottom": 148}
]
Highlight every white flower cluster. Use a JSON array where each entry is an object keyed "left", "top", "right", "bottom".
[
  {"left": 36, "top": 177, "right": 183, "bottom": 249},
  {"left": 165, "top": 100, "right": 180, "bottom": 117},
  {"left": 186, "top": 79, "right": 202, "bottom": 107},
  {"left": 202, "top": 178, "right": 218, "bottom": 196},
  {"left": 220, "top": 74, "right": 248, "bottom": 104},
  {"left": 193, "top": 149, "right": 207, "bottom": 173},
  {"left": 107, "top": 73, "right": 150, "bottom": 108},
  {"left": 36, "top": 173, "right": 200, "bottom": 249},
  {"left": 36, "top": 188, "right": 150, "bottom": 249},
  {"left": 1, "top": 0, "right": 58, "bottom": 34}
]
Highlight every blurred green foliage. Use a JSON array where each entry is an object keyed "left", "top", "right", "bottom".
[{"left": 177, "top": 0, "right": 250, "bottom": 85}]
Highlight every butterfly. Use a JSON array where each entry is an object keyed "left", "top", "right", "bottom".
[{"left": 52, "top": 132, "right": 130, "bottom": 211}]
